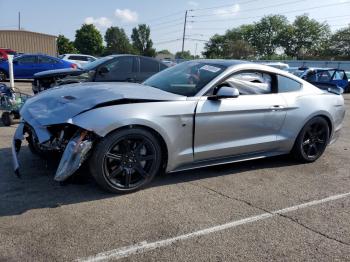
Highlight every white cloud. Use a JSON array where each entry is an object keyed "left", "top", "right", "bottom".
[
  {"left": 213, "top": 4, "right": 240, "bottom": 18},
  {"left": 84, "top": 16, "right": 112, "bottom": 28},
  {"left": 188, "top": 1, "right": 199, "bottom": 7},
  {"left": 115, "top": 9, "right": 138, "bottom": 23},
  {"left": 339, "top": 0, "right": 349, "bottom": 2}
]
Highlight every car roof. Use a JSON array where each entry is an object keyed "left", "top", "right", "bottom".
[
  {"left": 63, "top": 54, "right": 95, "bottom": 57},
  {"left": 189, "top": 59, "right": 250, "bottom": 67}
]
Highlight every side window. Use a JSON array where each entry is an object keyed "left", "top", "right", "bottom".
[
  {"left": 225, "top": 71, "right": 273, "bottom": 95},
  {"left": 140, "top": 57, "right": 159, "bottom": 73},
  {"left": 69, "top": 56, "right": 88, "bottom": 61},
  {"left": 16, "top": 56, "right": 37, "bottom": 64},
  {"left": 104, "top": 57, "right": 133, "bottom": 73},
  {"left": 95, "top": 56, "right": 133, "bottom": 81},
  {"left": 38, "top": 56, "right": 58, "bottom": 64},
  {"left": 316, "top": 71, "right": 332, "bottom": 82},
  {"left": 333, "top": 71, "right": 345, "bottom": 80},
  {"left": 277, "top": 75, "right": 301, "bottom": 93}
]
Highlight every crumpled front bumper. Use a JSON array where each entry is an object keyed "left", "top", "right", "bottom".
[
  {"left": 12, "top": 122, "right": 93, "bottom": 181},
  {"left": 12, "top": 122, "right": 25, "bottom": 177}
]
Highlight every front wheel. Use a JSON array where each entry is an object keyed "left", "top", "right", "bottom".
[
  {"left": 292, "top": 117, "right": 330, "bottom": 162},
  {"left": 89, "top": 128, "right": 162, "bottom": 193}
]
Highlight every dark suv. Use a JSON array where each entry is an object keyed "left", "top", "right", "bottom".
[{"left": 32, "top": 55, "right": 168, "bottom": 94}]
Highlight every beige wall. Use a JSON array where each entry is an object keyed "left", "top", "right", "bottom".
[{"left": 0, "top": 30, "right": 57, "bottom": 56}]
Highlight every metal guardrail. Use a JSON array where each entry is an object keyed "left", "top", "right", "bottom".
[{"left": 255, "top": 60, "right": 350, "bottom": 71}]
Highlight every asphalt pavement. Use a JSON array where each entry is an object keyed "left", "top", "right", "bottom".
[{"left": 0, "top": 82, "right": 349, "bottom": 261}]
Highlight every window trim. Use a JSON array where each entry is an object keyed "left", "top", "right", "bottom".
[{"left": 205, "top": 69, "right": 278, "bottom": 96}]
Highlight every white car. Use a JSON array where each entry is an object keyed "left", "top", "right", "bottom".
[{"left": 59, "top": 54, "right": 96, "bottom": 67}]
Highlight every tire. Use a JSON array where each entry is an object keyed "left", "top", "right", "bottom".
[
  {"left": 0, "top": 70, "right": 7, "bottom": 81},
  {"left": 1, "top": 112, "right": 14, "bottom": 126},
  {"left": 89, "top": 128, "right": 162, "bottom": 193},
  {"left": 292, "top": 117, "right": 330, "bottom": 162}
]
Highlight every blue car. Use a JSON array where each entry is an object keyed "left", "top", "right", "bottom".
[
  {"left": 0, "top": 54, "right": 76, "bottom": 81},
  {"left": 300, "top": 68, "right": 349, "bottom": 93}
]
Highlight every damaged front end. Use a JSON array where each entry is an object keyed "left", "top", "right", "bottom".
[{"left": 12, "top": 122, "right": 95, "bottom": 181}]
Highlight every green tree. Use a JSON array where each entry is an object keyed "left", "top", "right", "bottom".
[
  {"left": 175, "top": 50, "right": 193, "bottom": 59},
  {"left": 327, "top": 25, "right": 350, "bottom": 58},
  {"left": 223, "top": 40, "right": 256, "bottom": 59},
  {"left": 131, "top": 24, "right": 156, "bottom": 57},
  {"left": 57, "top": 34, "right": 77, "bottom": 54},
  {"left": 280, "top": 15, "right": 331, "bottom": 59},
  {"left": 203, "top": 25, "right": 256, "bottom": 59},
  {"left": 104, "top": 26, "right": 133, "bottom": 55},
  {"left": 250, "top": 15, "right": 289, "bottom": 58},
  {"left": 157, "top": 49, "right": 172, "bottom": 55},
  {"left": 74, "top": 24, "right": 104, "bottom": 56},
  {"left": 202, "top": 34, "right": 226, "bottom": 58}
]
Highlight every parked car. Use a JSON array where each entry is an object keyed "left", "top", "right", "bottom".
[
  {"left": 0, "top": 54, "right": 77, "bottom": 81},
  {"left": 300, "top": 68, "right": 349, "bottom": 93},
  {"left": 0, "top": 48, "right": 17, "bottom": 60},
  {"left": 58, "top": 54, "right": 97, "bottom": 67},
  {"left": 32, "top": 55, "right": 168, "bottom": 93},
  {"left": 13, "top": 60, "right": 345, "bottom": 193}
]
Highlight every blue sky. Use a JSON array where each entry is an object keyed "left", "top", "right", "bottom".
[{"left": 1, "top": 0, "right": 349, "bottom": 55}]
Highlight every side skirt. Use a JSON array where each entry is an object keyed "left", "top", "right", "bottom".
[{"left": 168, "top": 151, "right": 288, "bottom": 173}]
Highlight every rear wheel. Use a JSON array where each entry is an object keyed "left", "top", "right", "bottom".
[
  {"left": 89, "top": 128, "right": 162, "bottom": 193},
  {"left": 292, "top": 117, "right": 329, "bottom": 162}
]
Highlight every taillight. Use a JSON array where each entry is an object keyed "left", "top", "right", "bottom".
[{"left": 71, "top": 63, "right": 77, "bottom": 69}]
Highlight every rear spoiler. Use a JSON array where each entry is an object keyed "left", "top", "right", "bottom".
[{"left": 310, "top": 82, "right": 344, "bottom": 95}]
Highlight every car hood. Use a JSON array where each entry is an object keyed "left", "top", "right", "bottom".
[
  {"left": 21, "top": 82, "right": 185, "bottom": 126},
  {"left": 34, "top": 68, "right": 85, "bottom": 78}
]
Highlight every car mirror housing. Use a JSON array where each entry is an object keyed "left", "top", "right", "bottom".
[{"left": 208, "top": 86, "right": 239, "bottom": 100}]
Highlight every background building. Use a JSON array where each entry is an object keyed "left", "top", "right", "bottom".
[{"left": 0, "top": 30, "right": 57, "bottom": 56}]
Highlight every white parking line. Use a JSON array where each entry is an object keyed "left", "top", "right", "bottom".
[{"left": 76, "top": 192, "right": 350, "bottom": 262}]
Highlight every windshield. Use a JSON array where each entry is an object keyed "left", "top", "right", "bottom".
[
  {"left": 81, "top": 56, "right": 114, "bottom": 70},
  {"left": 143, "top": 61, "right": 227, "bottom": 96}
]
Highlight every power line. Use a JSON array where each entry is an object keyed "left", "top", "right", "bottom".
[
  {"left": 153, "top": 38, "right": 182, "bottom": 45},
  {"left": 190, "top": 0, "right": 260, "bottom": 12},
  {"left": 192, "top": 1, "right": 350, "bottom": 23},
  {"left": 193, "top": 0, "right": 308, "bottom": 18}
]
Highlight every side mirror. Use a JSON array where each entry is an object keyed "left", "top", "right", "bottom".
[
  {"left": 208, "top": 86, "right": 239, "bottom": 100},
  {"left": 99, "top": 66, "right": 109, "bottom": 75}
]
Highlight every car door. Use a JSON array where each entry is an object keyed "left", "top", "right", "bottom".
[
  {"left": 331, "top": 70, "right": 348, "bottom": 89},
  {"left": 94, "top": 56, "right": 135, "bottom": 82},
  {"left": 13, "top": 55, "right": 38, "bottom": 78},
  {"left": 194, "top": 70, "right": 287, "bottom": 161},
  {"left": 135, "top": 57, "right": 160, "bottom": 82},
  {"left": 37, "top": 56, "right": 59, "bottom": 74}
]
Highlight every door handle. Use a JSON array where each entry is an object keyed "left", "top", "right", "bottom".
[
  {"left": 126, "top": 78, "right": 135, "bottom": 82},
  {"left": 270, "top": 105, "right": 284, "bottom": 111}
]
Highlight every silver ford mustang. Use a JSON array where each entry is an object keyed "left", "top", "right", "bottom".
[{"left": 12, "top": 60, "right": 345, "bottom": 193}]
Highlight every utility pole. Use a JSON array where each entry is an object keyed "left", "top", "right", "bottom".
[
  {"left": 18, "top": 12, "right": 21, "bottom": 30},
  {"left": 181, "top": 10, "right": 188, "bottom": 53}
]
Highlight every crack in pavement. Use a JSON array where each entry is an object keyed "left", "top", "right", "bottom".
[{"left": 189, "top": 181, "right": 350, "bottom": 247}]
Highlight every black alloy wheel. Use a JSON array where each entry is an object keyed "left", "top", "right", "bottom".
[
  {"left": 90, "top": 128, "right": 162, "bottom": 193},
  {"left": 293, "top": 117, "right": 329, "bottom": 162}
]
